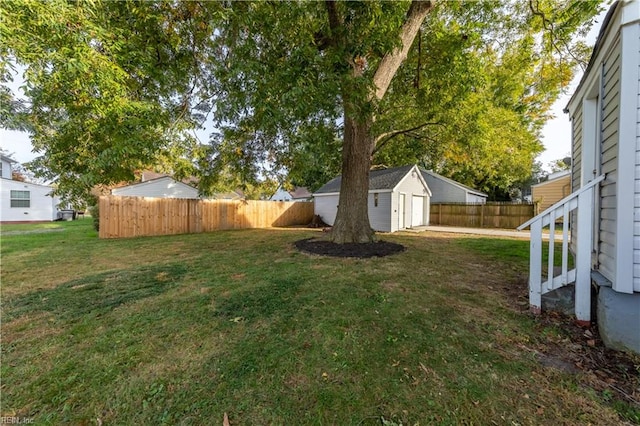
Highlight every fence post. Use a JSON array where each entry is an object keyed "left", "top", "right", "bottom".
[{"left": 480, "top": 204, "right": 484, "bottom": 228}]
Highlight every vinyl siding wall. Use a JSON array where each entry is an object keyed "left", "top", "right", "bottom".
[
  {"left": 112, "top": 178, "right": 199, "bottom": 199},
  {"left": 599, "top": 36, "right": 622, "bottom": 282},
  {"left": 423, "top": 174, "right": 466, "bottom": 203},
  {"left": 391, "top": 171, "right": 430, "bottom": 230},
  {"left": 465, "top": 193, "right": 487, "bottom": 204},
  {"left": 634, "top": 27, "right": 640, "bottom": 291},
  {"left": 0, "top": 179, "right": 59, "bottom": 222},
  {"left": 313, "top": 194, "right": 339, "bottom": 226},
  {"left": 532, "top": 175, "right": 571, "bottom": 212},
  {"left": 571, "top": 102, "right": 584, "bottom": 253},
  {"left": 1, "top": 159, "right": 11, "bottom": 179},
  {"left": 313, "top": 191, "right": 393, "bottom": 232},
  {"left": 369, "top": 192, "right": 392, "bottom": 232}
]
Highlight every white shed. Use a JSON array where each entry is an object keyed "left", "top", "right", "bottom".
[
  {"left": 313, "top": 164, "right": 431, "bottom": 232},
  {"left": 420, "top": 170, "right": 487, "bottom": 204},
  {"left": 112, "top": 176, "right": 199, "bottom": 199}
]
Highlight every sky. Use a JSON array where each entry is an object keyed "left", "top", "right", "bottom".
[{"left": 0, "top": 6, "right": 608, "bottom": 171}]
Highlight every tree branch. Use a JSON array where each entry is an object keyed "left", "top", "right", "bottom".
[
  {"left": 528, "top": 0, "right": 588, "bottom": 70},
  {"left": 325, "top": 0, "right": 342, "bottom": 45},
  {"left": 372, "top": 121, "right": 442, "bottom": 155},
  {"left": 372, "top": 0, "right": 434, "bottom": 101}
]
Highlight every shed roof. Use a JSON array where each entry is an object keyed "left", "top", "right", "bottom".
[
  {"left": 420, "top": 169, "right": 487, "bottom": 197},
  {"left": 314, "top": 165, "right": 416, "bottom": 194}
]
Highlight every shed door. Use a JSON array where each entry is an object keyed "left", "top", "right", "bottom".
[
  {"left": 411, "top": 196, "right": 425, "bottom": 227},
  {"left": 398, "top": 194, "right": 405, "bottom": 229}
]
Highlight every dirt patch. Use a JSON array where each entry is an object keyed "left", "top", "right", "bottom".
[
  {"left": 294, "top": 238, "right": 405, "bottom": 258},
  {"left": 501, "top": 276, "right": 640, "bottom": 413},
  {"left": 533, "top": 311, "right": 640, "bottom": 410}
]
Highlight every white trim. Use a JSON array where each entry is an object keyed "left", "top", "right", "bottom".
[{"left": 613, "top": 21, "right": 639, "bottom": 294}]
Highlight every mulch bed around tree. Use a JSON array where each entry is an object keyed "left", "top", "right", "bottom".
[{"left": 294, "top": 237, "right": 405, "bottom": 258}]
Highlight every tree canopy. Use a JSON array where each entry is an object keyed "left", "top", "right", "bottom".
[{"left": 1, "top": 0, "right": 602, "bottom": 239}]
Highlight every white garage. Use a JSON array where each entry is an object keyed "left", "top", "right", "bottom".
[{"left": 313, "top": 164, "right": 431, "bottom": 233}]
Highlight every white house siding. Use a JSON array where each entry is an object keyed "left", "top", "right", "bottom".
[
  {"left": 313, "top": 194, "right": 339, "bottom": 226},
  {"left": 570, "top": 102, "right": 583, "bottom": 254},
  {"left": 368, "top": 191, "right": 392, "bottom": 232},
  {"left": 112, "top": 177, "right": 199, "bottom": 199},
  {"left": 0, "top": 179, "right": 59, "bottom": 222},
  {"left": 598, "top": 36, "right": 622, "bottom": 283},
  {"left": 634, "top": 26, "right": 640, "bottom": 292},
  {"left": 1, "top": 158, "right": 12, "bottom": 179}
]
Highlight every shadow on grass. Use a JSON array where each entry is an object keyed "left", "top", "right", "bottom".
[
  {"left": 213, "top": 276, "right": 304, "bottom": 322},
  {"left": 5, "top": 264, "right": 187, "bottom": 321}
]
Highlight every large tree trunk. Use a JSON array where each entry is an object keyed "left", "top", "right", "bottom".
[
  {"left": 330, "top": 113, "right": 376, "bottom": 243},
  {"left": 327, "top": 0, "right": 433, "bottom": 244}
]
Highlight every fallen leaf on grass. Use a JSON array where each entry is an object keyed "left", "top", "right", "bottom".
[{"left": 223, "top": 412, "right": 230, "bottom": 426}]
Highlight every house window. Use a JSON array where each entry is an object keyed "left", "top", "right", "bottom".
[
  {"left": 374, "top": 193, "right": 379, "bottom": 207},
  {"left": 10, "top": 190, "right": 30, "bottom": 208}
]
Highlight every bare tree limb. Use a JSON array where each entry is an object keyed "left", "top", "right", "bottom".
[{"left": 372, "top": 0, "right": 434, "bottom": 101}]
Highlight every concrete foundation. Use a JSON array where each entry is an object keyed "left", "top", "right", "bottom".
[{"left": 597, "top": 287, "right": 640, "bottom": 353}]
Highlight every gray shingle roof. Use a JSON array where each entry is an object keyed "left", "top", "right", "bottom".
[{"left": 314, "top": 165, "right": 415, "bottom": 194}]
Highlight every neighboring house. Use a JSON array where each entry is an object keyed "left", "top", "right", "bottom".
[
  {"left": 270, "top": 186, "right": 312, "bottom": 201},
  {"left": 112, "top": 176, "right": 200, "bottom": 199},
  {"left": 420, "top": 170, "right": 487, "bottom": 204},
  {"left": 531, "top": 170, "right": 571, "bottom": 212},
  {"left": 313, "top": 164, "right": 431, "bottom": 232},
  {"left": 111, "top": 175, "right": 244, "bottom": 200},
  {"left": 0, "top": 154, "right": 61, "bottom": 222},
  {"left": 519, "top": 1, "right": 640, "bottom": 353}
]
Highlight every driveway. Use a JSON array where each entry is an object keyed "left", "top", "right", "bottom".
[{"left": 407, "top": 225, "right": 553, "bottom": 240}]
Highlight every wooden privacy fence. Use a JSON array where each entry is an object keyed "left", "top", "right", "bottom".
[
  {"left": 99, "top": 196, "right": 315, "bottom": 238},
  {"left": 429, "top": 202, "right": 535, "bottom": 229}
]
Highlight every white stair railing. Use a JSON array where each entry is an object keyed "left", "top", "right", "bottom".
[{"left": 518, "top": 175, "right": 604, "bottom": 324}]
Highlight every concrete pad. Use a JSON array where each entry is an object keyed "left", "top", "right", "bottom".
[{"left": 406, "top": 225, "right": 553, "bottom": 240}]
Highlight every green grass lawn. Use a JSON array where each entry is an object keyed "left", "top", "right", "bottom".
[{"left": 1, "top": 221, "right": 637, "bottom": 424}]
